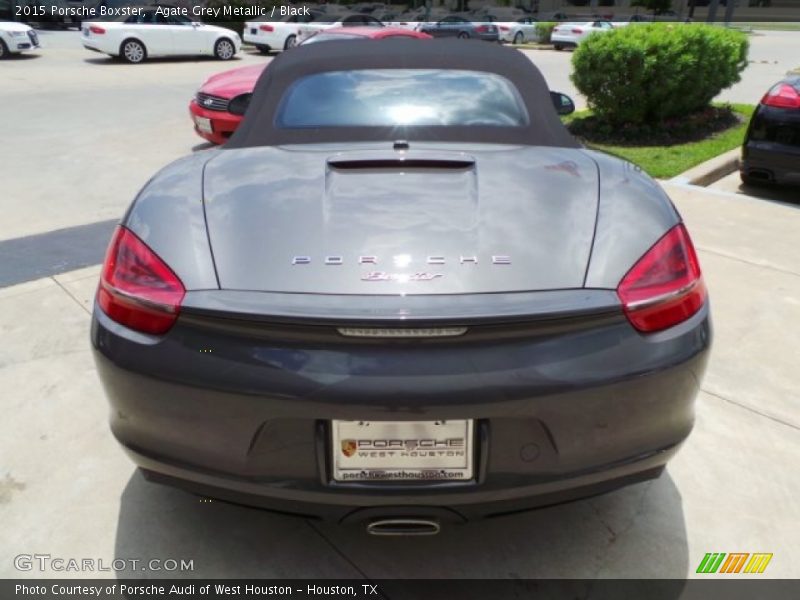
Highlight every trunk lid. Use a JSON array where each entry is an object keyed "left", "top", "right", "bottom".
[{"left": 203, "top": 143, "right": 598, "bottom": 295}]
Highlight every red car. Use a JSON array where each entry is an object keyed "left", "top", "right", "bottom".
[{"left": 189, "top": 27, "right": 432, "bottom": 145}]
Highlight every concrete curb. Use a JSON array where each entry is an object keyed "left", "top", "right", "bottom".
[
  {"left": 515, "top": 44, "right": 554, "bottom": 51},
  {"left": 669, "top": 148, "right": 741, "bottom": 187}
]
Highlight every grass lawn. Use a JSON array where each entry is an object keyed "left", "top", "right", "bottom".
[{"left": 563, "top": 104, "right": 756, "bottom": 179}]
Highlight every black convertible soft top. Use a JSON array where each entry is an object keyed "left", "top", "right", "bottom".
[{"left": 226, "top": 38, "right": 579, "bottom": 149}]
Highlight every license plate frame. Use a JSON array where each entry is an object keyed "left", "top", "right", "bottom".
[
  {"left": 331, "top": 419, "right": 474, "bottom": 483},
  {"left": 194, "top": 116, "right": 213, "bottom": 134}
]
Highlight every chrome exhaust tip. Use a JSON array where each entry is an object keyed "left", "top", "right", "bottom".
[{"left": 366, "top": 518, "right": 441, "bottom": 536}]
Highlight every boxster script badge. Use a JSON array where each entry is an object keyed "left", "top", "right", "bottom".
[{"left": 361, "top": 272, "right": 443, "bottom": 282}]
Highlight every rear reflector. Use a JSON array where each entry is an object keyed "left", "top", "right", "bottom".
[
  {"left": 617, "top": 224, "right": 706, "bottom": 333},
  {"left": 89, "top": 25, "right": 105, "bottom": 34},
  {"left": 97, "top": 226, "right": 185, "bottom": 335},
  {"left": 761, "top": 83, "right": 800, "bottom": 109},
  {"left": 259, "top": 24, "right": 274, "bottom": 32}
]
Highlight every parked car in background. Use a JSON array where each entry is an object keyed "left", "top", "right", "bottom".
[
  {"left": 551, "top": 20, "right": 614, "bottom": 50},
  {"left": 418, "top": 16, "right": 499, "bottom": 41},
  {"left": 82, "top": 10, "right": 240, "bottom": 63},
  {"left": 740, "top": 75, "right": 800, "bottom": 187},
  {"left": 0, "top": 20, "right": 39, "bottom": 58},
  {"left": 189, "top": 27, "right": 431, "bottom": 145},
  {"left": 243, "top": 10, "right": 324, "bottom": 54},
  {"left": 493, "top": 16, "right": 538, "bottom": 44},
  {"left": 190, "top": 63, "right": 263, "bottom": 145},
  {"left": 296, "top": 13, "right": 383, "bottom": 43}
]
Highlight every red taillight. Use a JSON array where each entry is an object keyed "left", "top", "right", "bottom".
[
  {"left": 97, "top": 226, "right": 185, "bottom": 335},
  {"left": 89, "top": 25, "right": 105, "bottom": 34},
  {"left": 617, "top": 224, "right": 706, "bottom": 333},
  {"left": 761, "top": 83, "right": 800, "bottom": 109},
  {"left": 259, "top": 24, "right": 274, "bottom": 32},
  {"left": 572, "top": 28, "right": 583, "bottom": 33},
  {"left": 499, "top": 26, "right": 510, "bottom": 31},
  {"left": 476, "top": 25, "right": 490, "bottom": 33}
]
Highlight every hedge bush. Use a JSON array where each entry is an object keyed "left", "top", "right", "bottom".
[
  {"left": 571, "top": 24, "right": 749, "bottom": 126},
  {"left": 535, "top": 22, "right": 557, "bottom": 44}
]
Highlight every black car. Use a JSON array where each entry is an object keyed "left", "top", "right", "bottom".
[
  {"left": 92, "top": 40, "right": 710, "bottom": 533},
  {"left": 418, "top": 15, "right": 499, "bottom": 41},
  {"left": 740, "top": 75, "right": 800, "bottom": 187}
]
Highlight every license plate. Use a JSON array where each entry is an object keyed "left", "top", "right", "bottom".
[
  {"left": 331, "top": 420, "right": 473, "bottom": 482},
  {"left": 250, "top": 28, "right": 257, "bottom": 34},
  {"left": 194, "top": 116, "right": 213, "bottom": 134}
]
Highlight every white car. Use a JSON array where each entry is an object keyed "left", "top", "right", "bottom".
[
  {"left": 243, "top": 11, "right": 323, "bottom": 54},
  {"left": 0, "top": 21, "right": 40, "bottom": 59},
  {"left": 492, "top": 16, "right": 539, "bottom": 44},
  {"left": 296, "top": 13, "right": 384, "bottom": 43},
  {"left": 551, "top": 20, "right": 614, "bottom": 50},
  {"left": 81, "top": 10, "right": 241, "bottom": 64}
]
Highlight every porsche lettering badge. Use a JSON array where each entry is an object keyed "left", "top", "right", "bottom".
[{"left": 290, "top": 255, "right": 511, "bottom": 282}]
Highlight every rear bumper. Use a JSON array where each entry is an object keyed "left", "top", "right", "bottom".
[
  {"left": 81, "top": 39, "right": 106, "bottom": 54},
  {"left": 92, "top": 301, "right": 711, "bottom": 521},
  {"left": 551, "top": 35, "right": 578, "bottom": 46},
  {"left": 243, "top": 29, "right": 288, "bottom": 51},
  {"left": 134, "top": 444, "right": 673, "bottom": 523},
  {"left": 741, "top": 141, "right": 800, "bottom": 186}
]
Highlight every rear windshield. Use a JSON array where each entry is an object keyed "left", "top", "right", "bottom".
[{"left": 274, "top": 69, "right": 530, "bottom": 128}]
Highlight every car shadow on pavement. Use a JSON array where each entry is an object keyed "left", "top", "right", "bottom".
[
  {"left": 113, "top": 468, "right": 688, "bottom": 581},
  {"left": 82, "top": 57, "right": 244, "bottom": 66},
  {"left": 3, "top": 53, "right": 40, "bottom": 61},
  {"left": 739, "top": 183, "right": 800, "bottom": 207},
  {"left": 191, "top": 142, "right": 216, "bottom": 152}
]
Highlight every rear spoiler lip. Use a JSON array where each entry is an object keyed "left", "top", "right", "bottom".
[
  {"left": 327, "top": 157, "right": 476, "bottom": 170},
  {"left": 179, "top": 288, "right": 622, "bottom": 326}
]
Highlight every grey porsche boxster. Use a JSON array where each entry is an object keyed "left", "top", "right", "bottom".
[{"left": 92, "top": 39, "right": 711, "bottom": 534}]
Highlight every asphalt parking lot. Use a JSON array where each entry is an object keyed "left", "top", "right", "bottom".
[{"left": 1, "top": 29, "right": 799, "bottom": 580}]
